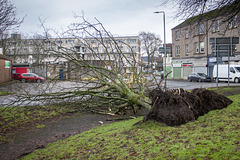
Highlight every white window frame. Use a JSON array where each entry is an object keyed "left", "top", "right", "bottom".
[
  {"left": 175, "top": 45, "right": 180, "bottom": 56},
  {"left": 199, "top": 23, "right": 204, "bottom": 34},
  {"left": 185, "top": 29, "right": 189, "bottom": 39},
  {"left": 212, "top": 21, "right": 216, "bottom": 32},
  {"left": 195, "top": 42, "right": 199, "bottom": 53},
  {"left": 195, "top": 25, "right": 198, "bottom": 35},
  {"left": 175, "top": 30, "right": 180, "bottom": 40},
  {"left": 185, "top": 44, "right": 189, "bottom": 55},
  {"left": 216, "top": 20, "right": 220, "bottom": 31},
  {"left": 233, "top": 15, "right": 238, "bottom": 28},
  {"left": 200, "top": 42, "right": 204, "bottom": 53},
  {"left": 229, "top": 20, "right": 233, "bottom": 29}
]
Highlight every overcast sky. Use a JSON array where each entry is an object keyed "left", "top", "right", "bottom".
[{"left": 11, "top": 0, "right": 181, "bottom": 43}]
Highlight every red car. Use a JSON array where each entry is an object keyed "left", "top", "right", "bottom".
[{"left": 19, "top": 73, "right": 45, "bottom": 83}]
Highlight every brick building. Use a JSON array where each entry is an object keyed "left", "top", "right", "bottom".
[{"left": 0, "top": 54, "right": 12, "bottom": 83}]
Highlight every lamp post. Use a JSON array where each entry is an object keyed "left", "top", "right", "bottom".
[{"left": 154, "top": 11, "right": 167, "bottom": 90}]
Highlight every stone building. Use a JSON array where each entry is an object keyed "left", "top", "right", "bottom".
[{"left": 171, "top": 8, "right": 240, "bottom": 79}]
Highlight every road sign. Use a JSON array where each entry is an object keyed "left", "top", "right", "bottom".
[
  {"left": 211, "top": 44, "right": 236, "bottom": 51},
  {"left": 209, "top": 57, "right": 222, "bottom": 63},
  {"left": 210, "top": 37, "right": 239, "bottom": 44},
  {"left": 211, "top": 51, "right": 235, "bottom": 57}
]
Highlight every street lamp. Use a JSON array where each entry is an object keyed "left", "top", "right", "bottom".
[{"left": 154, "top": 11, "right": 167, "bottom": 90}]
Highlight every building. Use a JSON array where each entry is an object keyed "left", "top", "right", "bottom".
[
  {"left": 172, "top": 8, "right": 240, "bottom": 79},
  {"left": 0, "top": 54, "right": 12, "bottom": 83},
  {"left": 3, "top": 34, "right": 141, "bottom": 79}
]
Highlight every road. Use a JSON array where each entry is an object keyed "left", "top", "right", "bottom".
[
  {"left": 165, "top": 79, "right": 240, "bottom": 90},
  {"left": 0, "top": 80, "right": 239, "bottom": 107}
]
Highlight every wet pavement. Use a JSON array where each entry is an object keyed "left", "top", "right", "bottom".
[
  {"left": 1, "top": 80, "right": 240, "bottom": 107},
  {"left": 0, "top": 112, "right": 116, "bottom": 160}
]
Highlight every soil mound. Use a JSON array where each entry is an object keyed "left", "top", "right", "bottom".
[{"left": 144, "top": 88, "right": 233, "bottom": 126}]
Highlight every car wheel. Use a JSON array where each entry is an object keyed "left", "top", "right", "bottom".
[
  {"left": 36, "top": 79, "right": 42, "bottom": 83},
  {"left": 188, "top": 78, "right": 192, "bottom": 82},
  {"left": 234, "top": 78, "right": 239, "bottom": 83},
  {"left": 198, "top": 78, "right": 202, "bottom": 82},
  {"left": 21, "top": 79, "right": 26, "bottom": 83}
]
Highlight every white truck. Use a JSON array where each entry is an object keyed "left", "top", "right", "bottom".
[{"left": 213, "top": 64, "right": 240, "bottom": 83}]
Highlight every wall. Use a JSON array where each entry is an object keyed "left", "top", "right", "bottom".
[{"left": 0, "top": 58, "right": 12, "bottom": 83}]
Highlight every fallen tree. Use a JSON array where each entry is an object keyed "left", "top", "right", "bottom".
[
  {"left": 144, "top": 88, "right": 233, "bottom": 126},
  {"left": 4, "top": 16, "right": 159, "bottom": 114}
]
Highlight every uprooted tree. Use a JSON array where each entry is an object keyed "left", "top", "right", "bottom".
[
  {"left": 5, "top": 16, "right": 161, "bottom": 114},
  {"left": 3, "top": 15, "right": 233, "bottom": 125}
]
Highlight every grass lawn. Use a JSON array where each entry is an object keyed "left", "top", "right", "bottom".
[
  {"left": 21, "top": 93, "right": 240, "bottom": 159},
  {"left": 0, "top": 105, "right": 79, "bottom": 143},
  {"left": 0, "top": 91, "right": 13, "bottom": 96}
]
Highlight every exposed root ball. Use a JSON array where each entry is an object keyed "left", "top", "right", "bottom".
[{"left": 144, "top": 88, "right": 233, "bottom": 126}]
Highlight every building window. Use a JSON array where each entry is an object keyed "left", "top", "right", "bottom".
[
  {"left": 68, "top": 40, "right": 75, "bottom": 44},
  {"left": 233, "top": 15, "right": 238, "bottom": 28},
  {"left": 228, "top": 15, "right": 238, "bottom": 29},
  {"left": 194, "top": 42, "right": 199, "bottom": 53},
  {"left": 216, "top": 20, "right": 220, "bottom": 31},
  {"left": 127, "top": 39, "right": 137, "bottom": 43},
  {"left": 229, "top": 19, "right": 233, "bottom": 29},
  {"left": 200, "top": 23, "right": 204, "bottom": 34},
  {"left": 56, "top": 40, "right": 62, "bottom": 44},
  {"left": 175, "top": 45, "right": 180, "bottom": 56},
  {"left": 175, "top": 30, "right": 180, "bottom": 40},
  {"left": 212, "top": 21, "right": 216, "bottom": 32},
  {"left": 185, "top": 29, "right": 189, "bottom": 39},
  {"left": 185, "top": 44, "right": 189, "bottom": 56},
  {"left": 195, "top": 25, "right": 198, "bottom": 35},
  {"left": 213, "top": 20, "right": 220, "bottom": 32},
  {"left": 200, "top": 42, "right": 204, "bottom": 53}
]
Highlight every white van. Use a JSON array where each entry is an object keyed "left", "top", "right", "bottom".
[{"left": 213, "top": 64, "right": 240, "bottom": 83}]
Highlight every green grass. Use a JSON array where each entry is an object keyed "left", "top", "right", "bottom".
[
  {"left": 0, "top": 91, "right": 13, "bottom": 96},
  {"left": 36, "top": 124, "right": 46, "bottom": 129},
  {"left": 0, "top": 105, "right": 79, "bottom": 143},
  {"left": 21, "top": 94, "right": 240, "bottom": 160}
]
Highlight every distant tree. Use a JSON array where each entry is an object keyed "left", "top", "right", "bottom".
[
  {"left": 0, "top": 0, "right": 24, "bottom": 33},
  {"left": 139, "top": 31, "right": 162, "bottom": 73}
]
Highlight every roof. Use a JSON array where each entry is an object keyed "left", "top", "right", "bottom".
[
  {"left": 0, "top": 54, "right": 11, "bottom": 61},
  {"left": 172, "top": 3, "right": 238, "bottom": 30}
]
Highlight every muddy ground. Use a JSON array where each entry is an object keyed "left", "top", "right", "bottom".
[{"left": 0, "top": 112, "right": 123, "bottom": 160}]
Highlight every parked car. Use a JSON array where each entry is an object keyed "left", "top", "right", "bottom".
[
  {"left": 188, "top": 72, "right": 211, "bottom": 82},
  {"left": 19, "top": 73, "right": 45, "bottom": 83},
  {"left": 12, "top": 73, "right": 21, "bottom": 80}
]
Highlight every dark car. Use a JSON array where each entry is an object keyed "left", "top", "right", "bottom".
[
  {"left": 188, "top": 72, "right": 211, "bottom": 82},
  {"left": 19, "top": 73, "right": 45, "bottom": 83}
]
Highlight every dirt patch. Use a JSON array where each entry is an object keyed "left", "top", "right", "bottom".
[
  {"left": 144, "top": 88, "right": 233, "bottom": 126},
  {"left": 0, "top": 112, "right": 120, "bottom": 160}
]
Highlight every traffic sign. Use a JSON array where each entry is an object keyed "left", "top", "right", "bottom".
[
  {"left": 211, "top": 44, "right": 236, "bottom": 51},
  {"left": 211, "top": 51, "right": 235, "bottom": 57},
  {"left": 210, "top": 37, "right": 239, "bottom": 44}
]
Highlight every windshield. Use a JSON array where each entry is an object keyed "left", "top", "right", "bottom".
[
  {"left": 235, "top": 67, "right": 240, "bottom": 72},
  {"left": 198, "top": 73, "right": 207, "bottom": 77}
]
